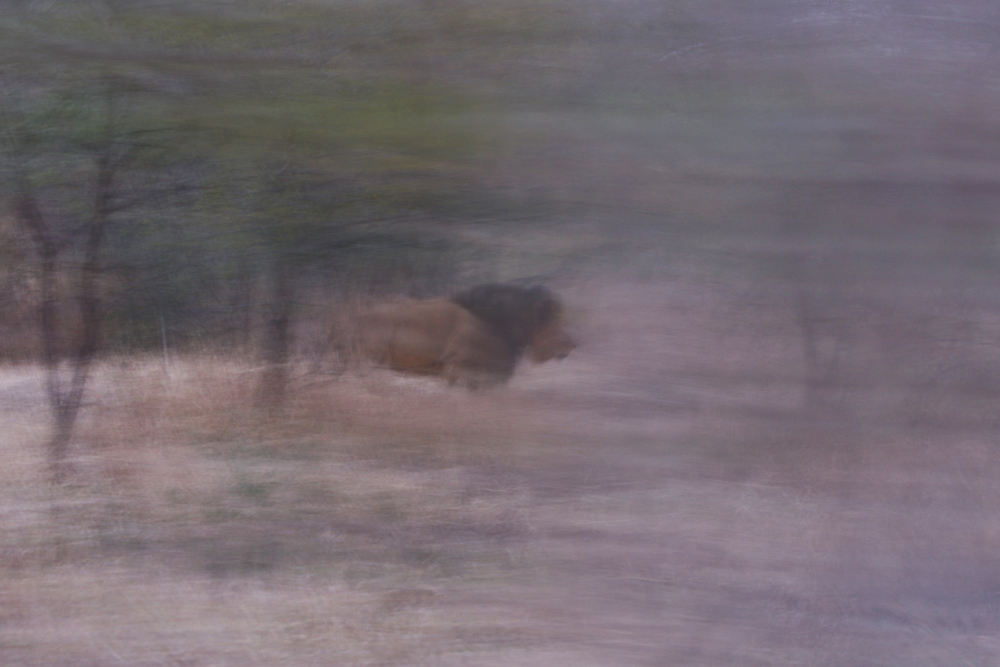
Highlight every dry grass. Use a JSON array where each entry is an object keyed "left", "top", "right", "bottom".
[{"left": 3, "top": 276, "right": 1000, "bottom": 665}]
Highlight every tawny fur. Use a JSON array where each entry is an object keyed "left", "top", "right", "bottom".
[{"left": 328, "top": 289, "right": 575, "bottom": 388}]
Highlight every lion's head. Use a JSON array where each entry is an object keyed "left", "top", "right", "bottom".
[{"left": 450, "top": 283, "right": 576, "bottom": 362}]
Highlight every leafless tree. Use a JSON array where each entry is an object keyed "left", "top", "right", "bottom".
[{"left": 3, "top": 83, "right": 149, "bottom": 481}]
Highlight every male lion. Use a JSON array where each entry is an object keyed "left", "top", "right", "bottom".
[{"left": 328, "top": 284, "right": 576, "bottom": 387}]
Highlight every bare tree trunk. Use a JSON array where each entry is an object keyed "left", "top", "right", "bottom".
[
  {"left": 778, "top": 193, "right": 849, "bottom": 417},
  {"left": 257, "top": 259, "right": 296, "bottom": 410},
  {"left": 17, "top": 190, "right": 107, "bottom": 481},
  {"left": 15, "top": 188, "right": 66, "bottom": 480},
  {"left": 10, "top": 95, "right": 113, "bottom": 481},
  {"left": 793, "top": 287, "right": 843, "bottom": 413}
]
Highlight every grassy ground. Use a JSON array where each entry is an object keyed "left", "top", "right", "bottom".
[{"left": 3, "top": 276, "right": 1000, "bottom": 666}]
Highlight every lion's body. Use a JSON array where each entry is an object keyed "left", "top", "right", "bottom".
[
  {"left": 329, "top": 285, "right": 575, "bottom": 388},
  {"left": 336, "top": 299, "right": 516, "bottom": 386}
]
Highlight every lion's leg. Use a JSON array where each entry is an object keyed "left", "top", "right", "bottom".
[{"left": 441, "top": 329, "right": 510, "bottom": 389}]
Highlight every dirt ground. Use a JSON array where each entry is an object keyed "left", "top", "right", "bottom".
[{"left": 2, "top": 277, "right": 1000, "bottom": 666}]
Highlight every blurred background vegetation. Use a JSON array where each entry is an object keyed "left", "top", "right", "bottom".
[
  {"left": 4, "top": 0, "right": 1000, "bottom": 432},
  {"left": 0, "top": 0, "right": 602, "bottom": 360},
  {"left": 4, "top": 0, "right": 999, "bottom": 362}
]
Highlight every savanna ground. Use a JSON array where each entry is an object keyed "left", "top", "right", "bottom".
[{"left": 4, "top": 273, "right": 1000, "bottom": 667}]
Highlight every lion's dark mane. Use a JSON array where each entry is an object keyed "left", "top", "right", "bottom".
[{"left": 449, "top": 284, "right": 562, "bottom": 351}]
